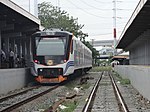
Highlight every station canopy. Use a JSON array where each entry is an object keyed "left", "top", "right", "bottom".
[
  {"left": 117, "top": 0, "right": 150, "bottom": 49},
  {"left": 0, "top": 0, "right": 40, "bottom": 37}
]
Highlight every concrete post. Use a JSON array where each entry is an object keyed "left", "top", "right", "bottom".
[
  {"left": 22, "top": 38, "right": 25, "bottom": 58},
  {"left": 0, "top": 31, "right": 1, "bottom": 68},
  {"left": 5, "top": 38, "right": 9, "bottom": 60},
  {"left": 18, "top": 39, "right": 21, "bottom": 57},
  {"left": 26, "top": 38, "right": 30, "bottom": 67}
]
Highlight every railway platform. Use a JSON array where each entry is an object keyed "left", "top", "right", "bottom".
[{"left": 0, "top": 0, "right": 40, "bottom": 94}]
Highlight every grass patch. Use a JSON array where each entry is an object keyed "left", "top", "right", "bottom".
[
  {"left": 120, "top": 79, "right": 130, "bottom": 85},
  {"left": 113, "top": 71, "right": 122, "bottom": 79},
  {"left": 113, "top": 72, "right": 130, "bottom": 85},
  {"left": 65, "top": 81, "right": 76, "bottom": 89},
  {"left": 81, "top": 83, "right": 90, "bottom": 89},
  {"left": 59, "top": 100, "right": 78, "bottom": 112}
]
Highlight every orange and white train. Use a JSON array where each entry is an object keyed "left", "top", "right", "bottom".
[{"left": 30, "top": 29, "right": 92, "bottom": 83}]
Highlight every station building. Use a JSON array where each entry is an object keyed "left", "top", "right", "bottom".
[
  {"left": 0, "top": 0, "right": 40, "bottom": 94},
  {"left": 115, "top": 0, "right": 150, "bottom": 100}
]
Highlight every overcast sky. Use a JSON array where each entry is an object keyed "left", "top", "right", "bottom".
[{"left": 12, "top": 0, "right": 139, "bottom": 42}]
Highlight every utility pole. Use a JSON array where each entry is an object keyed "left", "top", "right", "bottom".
[
  {"left": 91, "top": 39, "right": 95, "bottom": 47},
  {"left": 90, "top": 39, "right": 95, "bottom": 65},
  {"left": 113, "top": 0, "right": 117, "bottom": 55}
]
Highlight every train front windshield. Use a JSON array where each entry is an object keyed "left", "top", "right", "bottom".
[{"left": 33, "top": 36, "right": 67, "bottom": 65}]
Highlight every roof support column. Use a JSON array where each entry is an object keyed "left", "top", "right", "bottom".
[
  {"left": 26, "top": 37, "right": 30, "bottom": 67},
  {"left": 16, "top": 38, "right": 21, "bottom": 58},
  {"left": 21, "top": 38, "right": 25, "bottom": 58},
  {"left": 21, "top": 37, "right": 26, "bottom": 67},
  {"left": 4, "top": 37, "right": 9, "bottom": 68},
  {"left": 0, "top": 30, "right": 1, "bottom": 68}
]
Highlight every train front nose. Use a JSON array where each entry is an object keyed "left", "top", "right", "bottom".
[
  {"left": 38, "top": 68, "right": 63, "bottom": 78},
  {"left": 36, "top": 68, "right": 67, "bottom": 83}
]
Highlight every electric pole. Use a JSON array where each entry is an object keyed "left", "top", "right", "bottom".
[
  {"left": 113, "top": 0, "right": 117, "bottom": 55},
  {"left": 91, "top": 39, "right": 95, "bottom": 47}
]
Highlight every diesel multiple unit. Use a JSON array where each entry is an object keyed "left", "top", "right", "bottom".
[{"left": 30, "top": 29, "right": 92, "bottom": 83}]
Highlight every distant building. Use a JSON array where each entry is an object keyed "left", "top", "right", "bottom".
[{"left": 99, "top": 47, "right": 114, "bottom": 56}]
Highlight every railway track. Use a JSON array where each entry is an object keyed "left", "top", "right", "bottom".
[
  {"left": 1, "top": 70, "right": 148, "bottom": 112},
  {"left": 0, "top": 86, "right": 40, "bottom": 103},
  {"left": 82, "top": 72, "right": 103, "bottom": 112},
  {"left": 0, "top": 85, "right": 59, "bottom": 112},
  {"left": 81, "top": 71, "right": 129, "bottom": 112},
  {"left": 109, "top": 71, "right": 129, "bottom": 112}
]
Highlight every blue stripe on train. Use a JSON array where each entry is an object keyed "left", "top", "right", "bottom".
[{"left": 64, "top": 61, "right": 74, "bottom": 74}]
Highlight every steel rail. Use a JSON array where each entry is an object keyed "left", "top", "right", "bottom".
[
  {"left": 0, "top": 85, "right": 59, "bottom": 112},
  {"left": 82, "top": 72, "right": 103, "bottom": 112},
  {"left": 0, "top": 86, "right": 40, "bottom": 102},
  {"left": 109, "top": 71, "right": 129, "bottom": 112}
]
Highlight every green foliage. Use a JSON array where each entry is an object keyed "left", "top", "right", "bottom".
[
  {"left": 38, "top": 2, "right": 87, "bottom": 41},
  {"left": 81, "top": 83, "right": 90, "bottom": 89},
  {"left": 38, "top": 2, "right": 99, "bottom": 61},
  {"left": 82, "top": 41, "right": 99, "bottom": 64},
  {"left": 113, "top": 72, "right": 130, "bottom": 85},
  {"left": 120, "top": 79, "right": 130, "bottom": 85},
  {"left": 60, "top": 101, "right": 78, "bottom": 112}
]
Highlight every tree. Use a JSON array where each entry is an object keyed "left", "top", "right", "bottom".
[
  {"left": 83, "top": 41, "right": 99, "bottom": 65},
  {"left": 38, "top": 2, "right": 87, "bottom": 41},
  {"left": 38, "top": 2, "right": 99, "bottom": 64}
]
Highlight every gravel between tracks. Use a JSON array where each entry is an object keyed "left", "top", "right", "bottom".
[
  {"left": 10, "top": 86, "right": 69, "bottom": 112},
  {"left": 10, "top": 72, "right": 99, "bottom": 112},
  {"left": 114, "top": 74, "right": 150, "bottom": 112},
  {"left": 75, "top": 71, "right": 150, "bottom": 112},
  {"left": 3, "top": 71, "right": 150, "bottom": 112}
]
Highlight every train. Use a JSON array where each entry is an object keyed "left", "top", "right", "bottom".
[{"left": 30, "top": 29, "right": 92, "bottom": 83}]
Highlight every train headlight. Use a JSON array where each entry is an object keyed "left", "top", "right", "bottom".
[
  {"left": 58, "top": 68, "right": 63, "bottom": 75},
  {"left": 39, "top": 69, "right": 43, "bottom": 72}
]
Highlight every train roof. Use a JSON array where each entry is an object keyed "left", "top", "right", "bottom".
[
  {"left": 32, "top": 28, "right": 73, "bottom": 37},
  {"left": 32, "top": 28, "right": 92, "bottom": 53},
  {"left": 72, "top": 36, "right": 92, "bottom": 53}
]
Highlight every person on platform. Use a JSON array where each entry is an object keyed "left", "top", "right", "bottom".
[
  {"left": 1, "top": 49, "right": 6, "bottom": 62},
  {"left": 9, "top": 49, "right": 15, "bottom": 68}
]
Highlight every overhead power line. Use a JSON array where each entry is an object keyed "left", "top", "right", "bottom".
[
  {"left": 116, "top": 8, "right": 133, "bottom": 11},
  {"left": 67, "top": 0, "right": 111, "bottom": 18},
  {"left": 80, "top": 0, "right": 112, "bottom": 11},
  {"left": 60, "top": 7, "right": 111, "bottom": 10},
  {"left": 93, "top": 0, "right": 112, "bottom": 4},
  {"left": 90, "top": 33, "right": 112, "bottom": 36},
  {"left": 118, "top": 0, "right": 137, "bottom": 3},
  {"left": 89, "top": 30, "right": 122, "bottom": 36}
]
